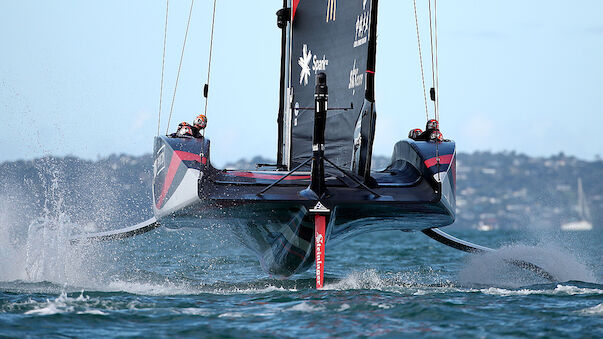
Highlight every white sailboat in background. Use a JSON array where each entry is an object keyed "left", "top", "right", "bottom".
[{"left": 561, "top": 178, "right": 593, "bottom": 231}]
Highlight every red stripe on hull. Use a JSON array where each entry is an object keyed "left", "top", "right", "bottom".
[
  {"left": 424, "top": 154, "right": 453, "bottom": 168},
  {"left": 156, "top": 154, "right": 182, "bottom": 208},
  {"left": 227, "top": 171, "right": 310, "bottom": 181},
  {"left": 174, "top": 150, "right": 201, "bottom": 162}
]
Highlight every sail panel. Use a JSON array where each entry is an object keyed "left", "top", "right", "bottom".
[{"left": 289, "top": 0, "right": 376, "bottom": 168}]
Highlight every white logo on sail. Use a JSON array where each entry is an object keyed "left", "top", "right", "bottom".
[
  {"left": 298, "top": 44, "right": 312, "bottom": 85},
  {"left": 326, "top": 0, "right": 336, "bottom": 22},
  {"left": 354, "top": 11, "right": 370, "bottom": 47},
  {"left": 294, "top": 102, "right": 300, "bottom": 126},
  {"left": 312, "top": 54, "right": 329, "bottom": 74},
  {"left": 348, "top": 59, "right": 363, "bottom": 95}
]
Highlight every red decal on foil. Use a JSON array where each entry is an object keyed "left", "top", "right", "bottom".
[{"left": 315, "top": 215, "right": 326, "bottom": 289}]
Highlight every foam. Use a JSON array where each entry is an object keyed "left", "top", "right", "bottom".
[
  {"left": 104, "top": 280, "right": 193, "bottom": 296},
  {"left": 580, "top": 303, "right": 603, "bottom": 315},
  {"left": 174, "top": 307, "right": 212, "bottom": 316},
  {"left": 337, "top": 303, "right": 351, "bottom": 311},
  {"left": 218, "top": 312, "right": 247, "bottom": 318},
  {"left": 22, "top": 291, "right": 108, "bottom": 316},
  {"left": 289, "top": 301, "right": 325, "bottom": 312},
  {"left": 323, "top": 269, "right": 386, "bottom": 290},
  {"left": 480, "top": 285, "right": 603, "bottom": 297}
]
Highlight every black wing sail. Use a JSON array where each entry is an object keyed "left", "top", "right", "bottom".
[{"left": 288, "top": 0, "right": 378, "bottom": 171}]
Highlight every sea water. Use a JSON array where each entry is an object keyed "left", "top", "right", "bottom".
[{"left": 1, "top": 217, "right": 601, "bottom": 338}]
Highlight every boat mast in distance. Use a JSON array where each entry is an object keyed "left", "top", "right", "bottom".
[{"left": 561, "top": 178, "right": 593, "bottom": 231}]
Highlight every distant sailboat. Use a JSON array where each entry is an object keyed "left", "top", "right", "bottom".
[{"left": 561, "top": 178, "right": 593, "bottom": 231}]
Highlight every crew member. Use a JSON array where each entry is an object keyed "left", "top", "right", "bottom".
[
  {"left": 414, "top": 119, "right": 442, "bottom": 141},
  {"left": 175, "top": 122, "right": 194, "bottom": 137},
  {"left": 192, "top": 114, "right": 207, "bottom": 137},
  {"left": 408, "top": 128, "right": 423, "bottom": 140}
]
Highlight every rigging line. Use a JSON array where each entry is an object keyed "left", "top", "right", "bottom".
[
  {"left": 202, "top": 0, "right": 217, "bottom": 138},
  {"left": 157, "top": 0, "right": 170, "bottom": 136},
  {"left": 434, "top": 0, "right": 440, "bottom": 121},
  {"left": 165, "top": 0, "right": 196, "bottom": 135},
  {"left": 413, "top": 0, "right": 429, "bottom": 120},
  {"left": 431, "top": 0, "right": 441, "bottom": 180},
  {"left": 413, "top": 0, "right": 429, "bottom": 121},
  {"left": 428, "top": 0, "right": 437, "bottom": 121}
]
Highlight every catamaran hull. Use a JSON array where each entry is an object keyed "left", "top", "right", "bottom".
[{"left": 152, "top": 136, "right": 456, "bottom": 277}]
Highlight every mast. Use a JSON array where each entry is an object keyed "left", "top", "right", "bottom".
[
  {"left": 365, "top": 0, "right": 379, "bottom": 102},
  {"left": 577, "top": 178, "right": 592, "bottom": 221},
  {"left": 276, "top": 0, "right": 290, "bottom": 168}
]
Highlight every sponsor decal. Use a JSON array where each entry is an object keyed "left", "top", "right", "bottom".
[
  {"left": 314, "top": 214, "right": 326, "bottom": 288},
  {"left": 298, "top": 44, "right": 312, "bottom": 85},
  {"left": 310, "top": 201, "right": 330, "bottom": 213},
  {"left": 298, "top": 44, "right": 329, "bottom": 86},
  {"left": 153, "top": 145, "right": 165, "bottom": 178},
  {"left": 294, "top": 102, "right": 300, "bottom": 126},
  {"left": 354, "top": 10, "right": 370, "bottom": 47},
  {"left": 326, "top": 0, "right": 336, "bottom": 22},
  {"left": 316, "top": 232, "right": 324, "bottom": 246},
  {"left": 348, "top": 59, "right": 364, "bottom": 95},
  {"left": 312, "top": 54, "right": 329, "bottom": 73}
]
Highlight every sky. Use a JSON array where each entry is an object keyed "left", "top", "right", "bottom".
[{"left": 1, "top": 0, "right": 602, "bottom": 166}]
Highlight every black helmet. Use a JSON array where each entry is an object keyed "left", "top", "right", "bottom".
[
  {"left": 426, "top": 119, "right": 439, "bottom": 131},
  {"left": 408, "top": 128, "right": 422, "bottom": 139},
  {"left": 430, "top": 130, "right": 443, "bottom": 142},
  {"left": 177, "top": 124, "right": 193, "bottom": 137}
]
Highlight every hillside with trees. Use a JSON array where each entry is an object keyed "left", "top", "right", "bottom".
[{"left": 1, "top": 152, "right": 600, "bottom": 232}]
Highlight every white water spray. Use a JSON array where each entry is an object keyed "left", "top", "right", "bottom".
[
  {"left": 0, "top": 159, "right": 101, "bottom": 286},
  {"left": 459, "top": 243, "right": 597, "bottom": 288}
]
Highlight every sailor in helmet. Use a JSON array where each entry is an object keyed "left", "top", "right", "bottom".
[
  {"left": 169, "top": 121, "right": 193, "bottom": 137},
  {"left": 408, "top": 128, "right": 423, "bottom": 140},
  {"left": 192, "top": 114, "right": 207, "bottom": 137},
  {"left": 410, "top": 119, "right": 443, "bottom": 141},
  {"left": 175, "top": 122, "right": 194, "bottom": 137}
]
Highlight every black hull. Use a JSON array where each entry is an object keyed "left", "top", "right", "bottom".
[{"left": 152, "top": 136, "right": 456, "bottom": 277}]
